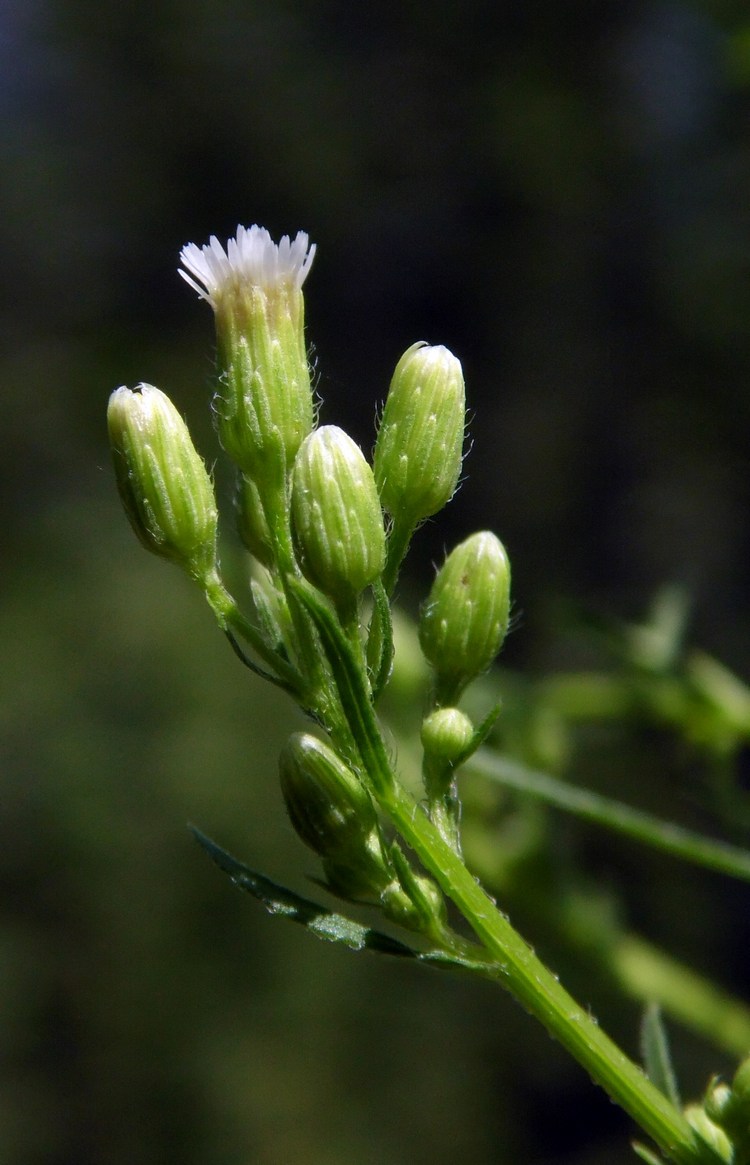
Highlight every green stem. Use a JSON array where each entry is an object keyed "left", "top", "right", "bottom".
[
  {"left": 300, "top": 591, "right": 722, "bottom": 1165},
  {"left": 428, "top": 793, "right": 462, "bottom": 853},
  {"left": 261, "top": 478, "right": 335, "bottom": 719},
  {"left": 382, "top": 513, "right": 416, "bottom": 597},
  {"left": 295, "top": 579, "right": 719, "bottom": 1163},
  {"left": 380, "top": 780, "right": 715, "bottom": 1164},
  {"left": 335, "top": 594, "right": 368, "bottom": 683}
]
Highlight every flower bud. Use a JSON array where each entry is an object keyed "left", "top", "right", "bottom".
[
  {"left": 180, "top": 225, "right": 315, "bottom": 483},
  {"left": 321, "top": 851, "right": 391, "bottom": 903},
  {"left": 419, "top": 531, "right": 511, "bottom": 701},
  {"left": 107, "top": 384, "right": 218, "bottom": 582},
  {"left": 374, "top": 342, "right": 465, "bottom": 524},
  {"left": 377, "top": 844, "right": 448, "bottom": 937},
  {"left": 421, "top": 708, "right": 475, "bottom": 767},
  {"left": 711, "top": 1057, "right": 750, "bottom": 1151},
  {"left": 683, "top": 1105, "right": 732, "bottom": 1162},
  {"left": 291, "top": 426, "right": 386, "bottom": 603},
  {"left": 279, "top": 733, "right": 391, "bottom": 898},
  {"left": 381, "top": 873, "right": 447, "bottom": 935},
  {"left": 703, "top": 1081, "right": 733, "bottom": 1129}
]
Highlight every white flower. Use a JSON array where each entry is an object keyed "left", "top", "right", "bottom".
[{"left": 179, "top": 224, "right": 316, "bottom": 305}]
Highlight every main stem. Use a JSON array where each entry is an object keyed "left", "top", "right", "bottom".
[
  {"left": 378, "top": 779, "right": 716, "bottom": 1165},
  {"left": 296, "top": 576, "right": 718, "bottom": 1164}
]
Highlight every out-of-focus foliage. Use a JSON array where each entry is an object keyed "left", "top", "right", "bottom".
[{"left": 2, "top": 2, "right": 750, "bottom": 1162}]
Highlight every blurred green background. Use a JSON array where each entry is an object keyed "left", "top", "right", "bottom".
[{"left": 3, "top": 1, "right": 750, "bottom": 1162}]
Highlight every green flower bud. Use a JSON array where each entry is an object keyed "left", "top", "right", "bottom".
[
  {"left": 381, "top": 876, "right": 444, "bottom": 932},
  {"left": 421, "top": 708, "right": 475, "bottom": 767},
  {"left": 107, "top": 383, "right": 218, "bottom": 583},
  {"left": 374, "top": 342, "right": 465, "bottom": 524},
  {"left": 683, "top": 1105, "right": 732, "bottom": 1162},
  {"left": 712, "top": 1057, "right": 750, "bottom": 1152},
  {"left": 419, "top": 708, "right": 474, "bottom": 842},
  {"left": 236, "top": 473, "right": 274, "bottom": 568},
  {"left": 321, "top": 851, "right": 391, "bottom": 903},
  {"left": 378, "top": 844, "right": 448, "bottom": 938},
  {"left": 180, "top": 225, "right": 315, "bottom": 483},
  {"left": 279, "top": 733, "right": 391, "bottom": 899},
  {"left": 280, "top": 732, "right": 376, "bottom": 852},
  {"left": 291, "top": 426, "right": 386, "bottom": 603},
  {"left": 703, "top": 1081, "right": 733, "bottom": 1129},
  {"left": 419, "top": 531, "right": 511, "bottom": 702}
]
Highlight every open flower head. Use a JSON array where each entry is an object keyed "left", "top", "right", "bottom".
[
  {"left": 178, "top": 225, "right": 316, "bottom": 481},
  {"left": 179, "top": 224, "right": 316, "bottom": 311}
]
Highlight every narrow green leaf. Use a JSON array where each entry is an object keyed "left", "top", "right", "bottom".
[
  {"left": 191, "top": 827, "right": 497, "bottom": 978},
  {"left": 469, "top": 751, "right": 750, "bottom": 883},
  {"left": 203, "top": 575, "right": 301, "bottom": 693},
  {"left": 454, "top": 700, "right": 503, "bottom": 768},
  {"left": 367, "top": 577, "right": 395, "bottom": 702},
  {"left": 417, "top": 948, "right": 498, "bottom": 975},
  {"left": 632, "top": 1142, "right": 666, "bottom": 1165},
  {"left": 641, "top": 1003, "right": 681, "bottom": 1108},
  {"left": 191, "top": 827, "right": 416, "bottom": 957},
  {"left": 223, "top": 629, "right": 296, "bottom": 692}
]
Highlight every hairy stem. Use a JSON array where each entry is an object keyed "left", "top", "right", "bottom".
[
  {"left": 299, "top": 581, "right": 722, "bottom": 1163},
  {"left": 379, "top": 778, "right": 718, "bottom": 1164}
]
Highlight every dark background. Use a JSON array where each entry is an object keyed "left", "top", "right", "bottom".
[{"left": 2, "top": 2, "right": 750, "bottom": 1162}]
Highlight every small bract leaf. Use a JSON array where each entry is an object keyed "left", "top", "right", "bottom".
[
  {"left": 632, "top": 1143, "right": 666, "bottom": 1165},
  {"left": 190, "top": 828, "right": 495, "bottom": 977},
  {"left": 191, "top": 827, "right": 415, "bottom": 957},
  {"left": 640, "top": 1003, "right": 681, "bottom": 1108}
]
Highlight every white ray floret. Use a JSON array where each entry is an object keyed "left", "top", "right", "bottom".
[{"left": 179, "top": 224, "right": 316, "bottom": 305}]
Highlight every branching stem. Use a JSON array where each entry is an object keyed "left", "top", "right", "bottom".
[{"left": 295, "top": 579, "right": 723, "bottom": 1165}]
